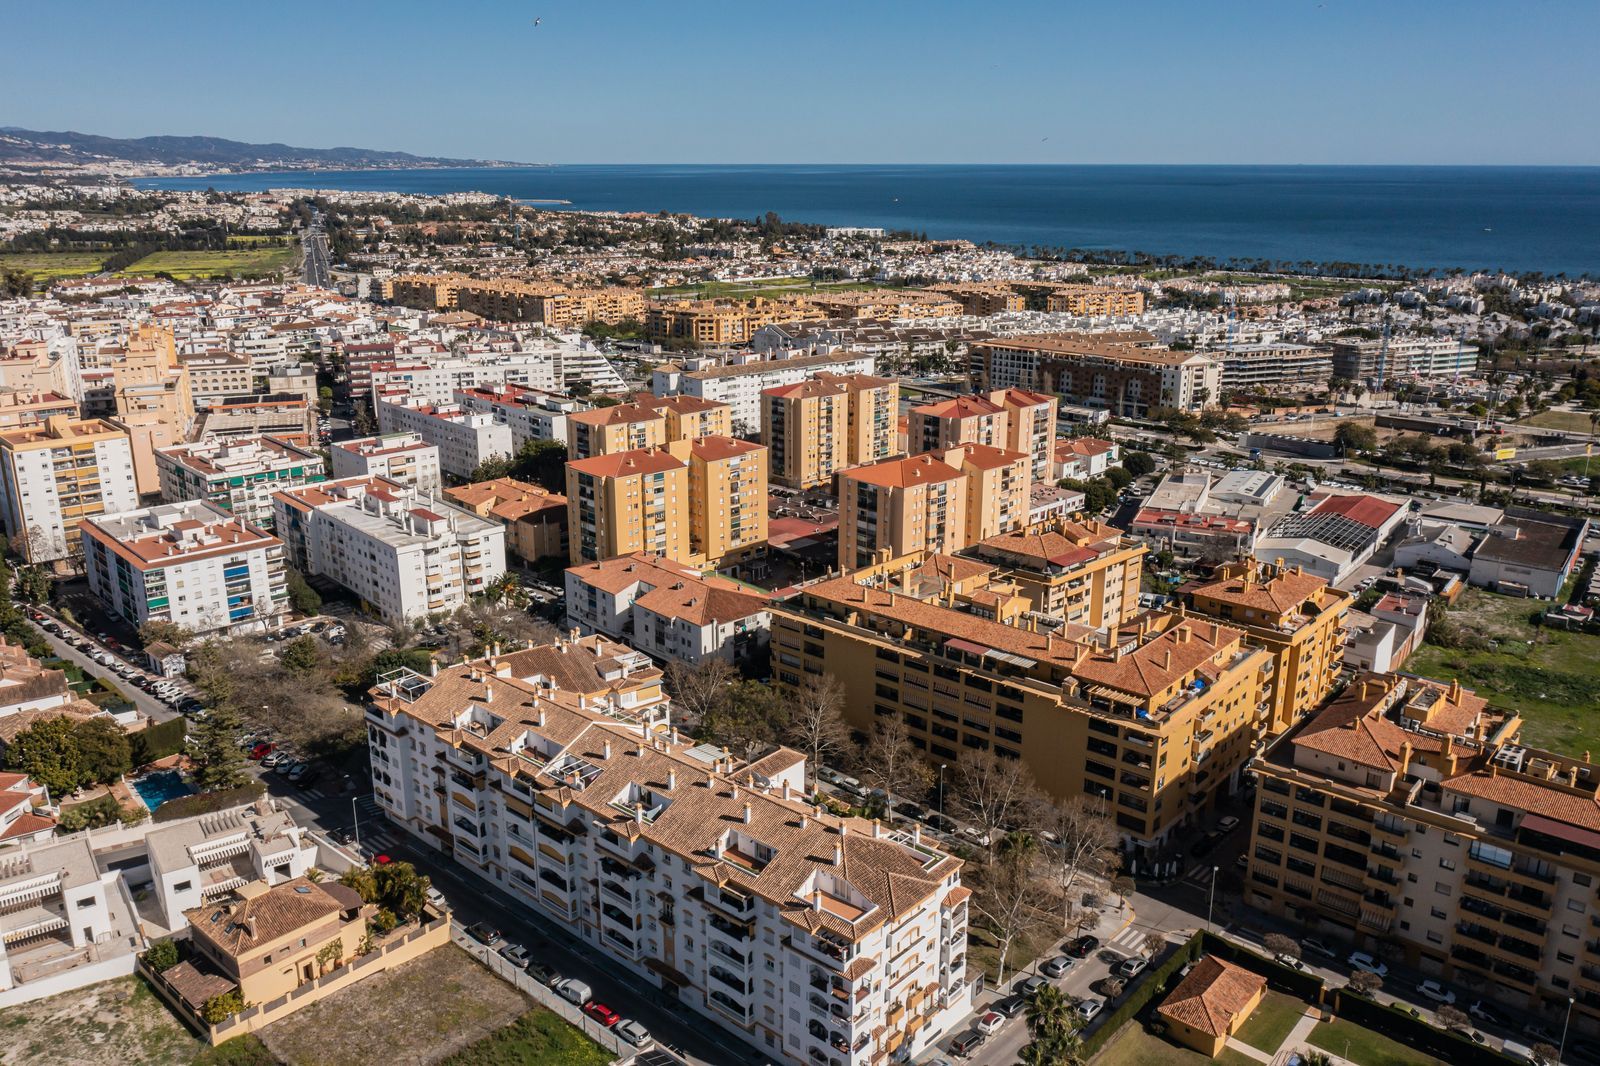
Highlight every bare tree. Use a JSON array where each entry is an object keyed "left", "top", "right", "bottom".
[
  {"left": 1043, "top": 796, "right": 1119, "bottom": 932},
  {"left": 664, "top": 657, "right": 735, "bottom": 734},
  {"left": 783, "top": 674, "right": 850, "bottom": 795},
  {"left": 1437, "top": 1005, "right": 1472, "bottom": 1032},
  {"left": 1348, "top": 970, "right": 1382, "bottom": 997},
  {"left": 969, "top": 837, "right": 1055, "bottom": 986},
  {"left": 1140, "top": 931, "right": 1166, "bottom": 958},
  {"left": 860, "top": 716, "right": 933, "bottom": 825},
  {"left": 1263, "top": 933, "right": 1301, "bottom": 961},
  {"left": 949, "top": 748, "right": 1045, "bottom": 865}
]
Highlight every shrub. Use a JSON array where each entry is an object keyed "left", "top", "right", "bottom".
[
  {"left": 152, "top": 781, "right": 265, "bottom": 823},
  {"left": 202, "top": 990, "right": 245, "bottom": 1024},
  {"left": 130, "top": 716, "right": 188, "bottom": 765},
  {"left": 144, "top": 938, "right": 181, "bottom": 973}
]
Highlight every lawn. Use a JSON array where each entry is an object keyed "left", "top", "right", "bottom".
[
  {"left": 1093, "top": 1024, "right": 1262, "bottom": 1066},
  {"left": 1519, "top": 410, "right": 1599, "bottom": 433},
  {"left": 966, "top": 922, "right": 1058, "bottom": 986},
  {"left": 118, "top": 247, "right": 297, "bottom": 280},
  {"left": 438, "top": 1008, "right": 612, "bottom": 1066},
  {"left": 257, "top": 944, "right": 528, "bottom": 1066},
  {"left": 0, "top": 251, "right": 108, "bottom": 282},
  {"left": 1307, "top": 1018, "right": 1444, "bottom": 1066},
  {"left": 1233, "top": 990, "right": 1307, "bottom": 1054},
  {"left": 1405, "top": 587, "right": 1600, "bottom": 752},
  {"left": 0, "top": 975, "right": 205, "bottom": 1066}
]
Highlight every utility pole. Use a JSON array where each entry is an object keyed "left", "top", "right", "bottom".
[{"left": 1207, "top": 865, "right": 1220, "bottom": 933}]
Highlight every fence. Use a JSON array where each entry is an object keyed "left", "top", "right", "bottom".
[
  {"left": 1330, "top": 988, "right": 1525, "bottom": 1066},
  {"left": 450, "top": 919, "right": 630, "bottom": 1060}
]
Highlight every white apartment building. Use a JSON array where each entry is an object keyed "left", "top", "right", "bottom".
[
  {"left": 366, "top": 352, "right": 560, "bottom": 410},
  {"left": 80, "top": 501, "right": 289, "bottom": 636},
  {"left": 454, "top": 386, "right": 585, "bottom": 450},
  {"left": 1207, "top": 341, "right": 1334, "bottom": 393},
  {"left": 154, "top": 435, "right": 326, "bottom": 531},
  {"left": 652, "top": 352, "right": 877, "bottom": 436},
  {"left": 366, "top": 642, "right": 977, "bottom": 1066},
  {"left": 0, "top": 835, "right": 128, "bottom": 1001},
  {"left": 146, "top": 798, "right": 318, "bottom": 929},
  {"left": 375, "top": 399, "right": 514, "bottom": 479},
  {"left": 273, "top": 476, "right": 506, "bottom": 624},
  {"left": 330, "top": 432, "right": 443, "bottom": 495},
  {"left": 0, "top": 417, "right": 140, "bottom": 564}
]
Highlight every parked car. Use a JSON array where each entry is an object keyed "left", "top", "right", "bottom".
[
  {"left": 1066, "top": 935, "right": 1100, "bottom": 958},
  {"left": 525, "top": 959, "right": 557, "bottom": 986},
  {"left": 1075, "top": 999, "right": 1104, "bottom": 1021},
  {"left": 992, "top": 995, "right": 1027, "bottom": 1018},
  {"left": 1416, "top": 980, "right": 1456, "bottom": 1005},
  {"left": 424, "top": 887, "right": 447, "bottom": 910},
  {"left": 1468, "top": 1000, "right": 1505, "bottom": 1027},
  {"left": 465, "top": 922, "right": 502, "bottom": 947},
  {"left": 975, "top": 1011, "right": 1004, "bottom": 1036},
  {"left": 950, "top": 1030, "right": 986, "bottom": 1057},
  {"left": 1302, "top": 938, "right": 1339, "bottom": 961},
  {"left": 1116, "top": 957, "right": 1148, "bottom": 979},
  {"left": 248, "top": 742, "right": 274, "bottom": 760},
  {"left": 1346, "top": 952, "right": 1388, "bottom": 977},
  {"left": 1042, "top": 955, "right": 1075, "bottom": 978},
  {"left": 1016, "top": 976, "right": 1047, "bottom": 998},
  {"left": 582, "top": 1001, "right": 620, "bottom": 1027},
  {"left": 1190, "top": 831, "right": 1224, "bottom": 857},
  {"left": 614, "top": 1019, "right": 651, "bottom": 1048},
  {"left": 286, "top": 763, "right": 313, "bottom": 784},
  {"left": 1524, "top": 1022, "right": 1558, "bottom": 1044},
  {"left": 553, "top": 978, "right": 592, "bottom": 1006},
  {"left": 499, "top": 943, "right": 531, "bottom": 968},
  {"left": 273, "top": 758, "right": 300, "bottom": 776},
  {"left": 261, "top": 751, "right": 287, "bottom": 768},
  {"left": 1217, "top": 815, "right": 1241, "bottom": 833}
]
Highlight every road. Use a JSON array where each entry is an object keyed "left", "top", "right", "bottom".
[
  {"left": 25, "top": 610, "right": 187, "bottom": 725},
  {"left": 301, "top": 221, "right": 331, "bottom": 288}
]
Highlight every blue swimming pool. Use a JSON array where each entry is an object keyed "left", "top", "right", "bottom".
[{"left": 132, "top": 770, "right": 194, "bottom": 811}]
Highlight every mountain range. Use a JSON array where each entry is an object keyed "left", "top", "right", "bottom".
[{"left": 0, "top": 127, "right": 517, "bottom": 169}]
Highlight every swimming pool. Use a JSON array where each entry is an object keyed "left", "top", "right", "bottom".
[{"left": 132, "top": 770, "right": 195, "bottom": 811}]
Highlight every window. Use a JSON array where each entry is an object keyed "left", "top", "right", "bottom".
[
  {"left": 174, "top": 880, "right": 192, "bottom": 892},
  {"left": 1576, "top": 873, "right": 1593, "bottom": 887},
  {"left": 1430, "top": 907, "right": 1447, "bottom": 919},
  {"left": 1439, "top": 857, "right": 1456, "bottom": 871},
  {"left": 1435, "top": 883, "right": 1453, "bottom": 897},
  {"left": 76, "top": 897, "right": 95, "bottom": 909},
  {"left": 1568, "top": 899, "right": 1586, "bottom": 913},
  {"left": 1426, "top": 931, "right": 1443, "bottom": 945}
]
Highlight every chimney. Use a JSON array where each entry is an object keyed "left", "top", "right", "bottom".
[
  {"left": 781, "top": 782, "right": 791, "bottom": 801},
  {"left": 872, "top": 821, "right": 882, "bottom": 839},
  {"left": 535, "top": 706, "right": 545, "bottom": 728},
  {"left": 832, "top": 843, "right": 843, "bottom": 866},
  {"left": 602, "top": 740, "right": 612, "bottom": 760},
  {"left": 1449, "top": 678, "right": 1461, "bottom": 703},
  {"left": 1398, "top": 740, "right": 1413, "bottom": 775},
  {"left": 913, "top": 824, "right": 923, "bottom": 845},
  {"left": 743, "top": 803, "right": 752, "bottom": 824},
  {"left": 731, "top": 784, "right": 740, "bottom": 801},
  {"left": 429, "top": 659, "right": 438, "bottom": 677},
  {"left": 483, "top": 682, "right": 493, "bottom": 703},
  {"left": 635, "top": 805, "right": 645, "bottom": 825},
  {"left": 668, "top": 769, "right": 677, "bottom": 790},
  {"left": 799, "top": 813, "right": 808, "bottom": 829}
]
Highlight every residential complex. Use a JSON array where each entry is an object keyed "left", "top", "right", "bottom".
[
  {"left": 908, "top": 388, "right": 1057, "bottom": 483},
  {"left": 1207, "top": 342, "right": 1334, "bottom": 393},
  {"left": 567, "top": 401, "right": 668, "bottom": 460},
  {"left": 1330, "top": 337, "right": 1481, "bottom": 382},
  {"left": 454, "top": 386, "right": 585, "bottom": 450},
  {"left": 962, "top": 517, "right": 1146, "bottom": 630},
  {"left": 837, "top": 455, "right": 968, "bottom": 570},
  {"left": 105, "top": 325, "right": 198, "bottom": 495},
  {"left": 566, "top": 447, "right": 690, "bottom": 565},
  {"left": 0, "top": 835, "right": 129, "bottom": 1000},
  {"left": 0, "top": 416, "right": 139, "bottom": 564},
  {"left": 668, "top": 435, "right": 770, "bottom": 572},
  {"left": 375, "top": 399, "right": 514, "bottom": 479},
  {"left": 652, "top": 351, "right": 878, "bottom": 435},
  {"left": 154, "top": 435, "right": 326, "bottom": 531},
  {"left": 366, "top": 639, "right": 977, "bottom": 1064},
  {"left": 367, "top": 353, "right": 560, "bottom": 409},
  {"left": 970, "top": 333, "right": 1222, "bottom": 415},
  {"left": 145, "top": 796, "right": 319, "bottom": 928},
  {"left": 633, "top": 392, "right": 736, "bottom": 443},
  {"left": 81, "top": 500, "right": 288, "bottom": 636},
  {"left": 330, "top": 432, "right": 443, "bottom": 495},
  {"left": 387, "top": 273, "right": 646, "bottom": 329},
  {"left": 273, "top": 477, "right": 506, "bottom": 624},
  {"left": 771, "top": 555, "right": 1273, "bottom": 842},
  {"left": 443, "top": 477, "right": 569, "bottom": 564}
]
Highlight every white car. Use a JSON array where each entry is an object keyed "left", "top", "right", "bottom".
[
  {"left": 975, "top": 1011, "right": 1004, "bottom": 1036},
  {"left": 1347, "top": 952, "right": 1388, "bottom": 977},
  {"left": 614, "top": 1019, "right": 651, "bottom": 1048},
  {"left": 1075, "top": 999, "right": 1103, "bottom": 1021},
  {"left": 1416, "top": 980, "right": 1455, "bottom": 1005}
]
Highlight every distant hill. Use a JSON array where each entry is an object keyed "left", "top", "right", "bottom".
[{"left": 0, "top": 127, "right": 517, "bottom": 169}]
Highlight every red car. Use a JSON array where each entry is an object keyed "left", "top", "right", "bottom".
[
  {"left": 249, "top": 742, "right": 274, "bottom": 760},
  {"left": 582, "top": 1002, "right": 620, "bottom": 1027}
]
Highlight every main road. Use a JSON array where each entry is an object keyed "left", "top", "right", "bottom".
[{"left": 301, "top": 221, "right": 331, "bottom": 288}]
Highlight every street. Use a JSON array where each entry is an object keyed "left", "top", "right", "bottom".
[{"left": 302, "top": 220, "right": 332, "bottom": 288}]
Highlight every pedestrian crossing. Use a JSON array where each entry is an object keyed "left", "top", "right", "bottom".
[{"left": 1105, "top": 924, "right": 1148, "bottom": 955}]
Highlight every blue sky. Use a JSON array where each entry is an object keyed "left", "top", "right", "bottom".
[{"left": 6, "top": 0, "right": 1599, "bottom": 165}]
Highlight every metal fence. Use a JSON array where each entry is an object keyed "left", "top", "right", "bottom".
[{"left": 450, "top": 919, "right": 632, "bottom": 1060}]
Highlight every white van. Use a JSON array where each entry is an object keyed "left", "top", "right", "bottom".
[{"left": 553, "top": 978, "right": 591, "bottom": 1006}]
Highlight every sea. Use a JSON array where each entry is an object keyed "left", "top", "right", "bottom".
[{"left": 133, "top": 164, "right": 1600, "bottom": 277}]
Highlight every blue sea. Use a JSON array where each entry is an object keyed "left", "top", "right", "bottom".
[{"left": 135, "top": 164, "right": 1600, "bottom": 276}]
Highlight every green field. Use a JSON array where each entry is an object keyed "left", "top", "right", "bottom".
[
  {"left": 438, "top": 1008, "right": 612, "bottom": 1066},
  {"left": 1520, "top": 409, "right": 1600, "bottom": 433},
  {"left": 1307, "top": 1018, "right": 1443, "bottom": 1066},
  {"left": 1406, "top": 587, "right": 1599, "bottom": 752},
  {"left": 0, "top": 252, "right": 108, "bottom": 282},
  {"left": 1094, "top": 1025, "right": 1262, "bottom": 1066},
  {"left": 118, "top": 247, "right": 297, "bottom": 279},
  {"left": 1233, "top": 991, "right": 1308, "bottom": 1053}
]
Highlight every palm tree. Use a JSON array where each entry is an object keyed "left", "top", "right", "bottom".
[{"left": 1023, "top": 985, "right": 1084, "bottom": 1065}]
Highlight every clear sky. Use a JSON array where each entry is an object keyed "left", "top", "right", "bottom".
[{"left": 6, "top": 0, "right": 1599, "bottom": 165}]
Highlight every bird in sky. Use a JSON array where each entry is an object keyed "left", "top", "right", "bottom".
[{"left": 533, "top": 17, "right": 542, "bottom": 26}]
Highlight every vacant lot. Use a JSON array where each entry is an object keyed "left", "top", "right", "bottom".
[
  {"left": 0, "top": 251, "right": 108, "bottom": 282},
  {"left": 1519, "top": 410, "right": 1599, "bottom": 433},
  {"left": 258, "top": 944, "right": 526, "bottom": 1066},
  {"left": 0, "top": 975, "right": 204, "bottom": 1066},
  {"left": 1307, "top": 1018, "right": 1443, "bottom": 1066},
  {"left": 118, "top": 247, "right": 296, "bottom": 279},
  {"left": 439, "top": 1008, "right": 612, "bottom": 1066},
  {"left": 1406, "top": 588, "right": 1599, "bottom": 752}
]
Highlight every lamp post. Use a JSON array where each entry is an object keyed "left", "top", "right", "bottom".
[
  {"left": 351, "top": 795, "right": 361, "bottom": 851},
  {"left": 1559, "top": 996, "right": 1575, "bottom": 1066},
  {"left": 1206, "top": 865, "right": 1220, "bottom": 933},
  {"left": 937, "top": 764, "right": 947, "bottom": 817}
]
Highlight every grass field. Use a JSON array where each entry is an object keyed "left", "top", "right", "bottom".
[
  {"left": 1307, "top": 1018, "right": 1444, "bottom": 1066},
  {"left": 438, "top": 1008, "right": 612, "bottom": 1066},
  {"left": 0, "top": 251, "right": 108, "bottom": 282},
  {"left": 1093, "top": 1025, "right": 1262, "bottom": 1066},
  {"left": 1519, "top": 410, "right": 1600, "bottom": 433},
  {"left": 1233, "top": 990, "right": 1308, "bottom": 1054},
  {"left": 1405, "top": 588, "right": 1598, "bottom": 752},
  {"left": 118, "top": 247, "right": 297, "bottom": 279},
  {"left": 0, "top": 975, "right": 205, "bottom": 1066}
]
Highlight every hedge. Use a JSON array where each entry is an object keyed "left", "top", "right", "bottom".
[
  {"left": 1197, "top": 930, "right": 1328, "bottom": 1001},
  {"left": 1082, "top": 932, "right": 1203, "bottom": 1056},
  {"left": 131, "top": 716, "right": 187, "bottom": 765},
  {"left": 1332, "top": 988, "right": 1523, "bottom": 1066},
  {"left": 152, "top": 781, "right": 265, "bottom": 823}
]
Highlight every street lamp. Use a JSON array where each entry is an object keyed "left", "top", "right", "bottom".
[
  {"left": 1559, "top": 996, "right": 1575, "bottom": 1066},
  {"left": 937, "top": 764, "right": 947, "bottom": 817},
  {"left": 351, "top": 795, "right": 361, "bottom": 851},
  {"left": 1206, "top": 865, "right": 1220, "bottom": 933}
]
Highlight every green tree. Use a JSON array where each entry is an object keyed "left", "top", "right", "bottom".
[
  {"left": 699, "top": 680, "right": 791, "bottom": 762},
  {"left": 1333, "top": 420, "right": 1378, "bottom": 455},
  {"left": 317, "top": 386, "right": 334, "bottom": 415},
  {"left": 14, "top": 566, "right": 52, "bottom": 604},
  {"left": 469, "top": 455, "right": 514, "bottom": 481},
  {"left": 138, "top": 620, "right": 193, "bottom": 649},
  {"left": 1122, "top": 451, "right": 1156, "bottom": 478},
  {"left": 287, "top": 568, "right": 322, "bottom": 616},
  {"left": 74, "top": 716, "right": 132, "bottom": 785},
  {"left": 144, "top": 938, "right": 181, "bottom": 973},
  {"left": 186, "top": 640, "right": 237, "bottom": 707},
  {"left": 3, "top": 715, "right": 81, "bottom": 794},
  {"left": 187, "top": 703, "right": 249, "bottom": 791},
  {"left": 1104, "top": 466, "right": 1134, "bottom": 490},
  {"left": 202, "top": 990, "right": 246, "bottom": 1024},
  {"left": 373, "top": 861, "right": 430, "bottom": 921},
  {"left": 280, "top": 635, "right": 324, "bottom": 676},
  {"left": 508, "top": 438, "right": 568, "bottom": 493}
]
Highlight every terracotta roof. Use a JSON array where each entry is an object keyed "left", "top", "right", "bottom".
[
  {"left": 634, "top": 581, "right": 770, "bottom": 627},
  {"left": 935, "top": 443, "right": 1028, "bottom": 472},
  {"left": 569, "top": 402, "right": 663, "bottom": 428},
  {"left": 1308, "top": 492, "right": 1403, "bottom": 529},
  {"left": 1444, "top": 771, "right": 1600, "bottom": 833},
  {"left": 566, "top": 447, "right": 686, "bottom": 480},
  {"left": 185, "top": 877, "right": 350, "bottom": 958},
  {"left": 677, "top": 435, "right": 765, "bottom": 463},
  {"left": 841, "top": 454, "right": 962, "bottom": 489},
  {"left": 762, "top": 379, "right": 846, "bottom": 400},
  {"left": 0, "top": 812, "right": 56, "bottom": 841},
  {"left": 1158, "top": 956, "right": 1267, "bottom": 1037},
  {"left": 1190, "top": 562, "right": 1335, "bottom": 617},
  {"left": 911, "top": 395, "right": 1004, "bottom": 419}
]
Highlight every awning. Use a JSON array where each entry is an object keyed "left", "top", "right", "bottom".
[
  {"left": 1520, "top": 813, "right": 1600, "bottom": 852},
  {"left": 944, "top": 638, "right": 990, "bottom": 656}
]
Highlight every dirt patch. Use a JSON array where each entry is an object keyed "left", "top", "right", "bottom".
[
  {"left": 258, "top": 944, "right": 528, "bottom": 1066},
  {"left": 0, "top": 975, "right": 204, "bottom": 1066}
]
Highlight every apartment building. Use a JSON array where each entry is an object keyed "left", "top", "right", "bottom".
[
  {"left": 0, "top": 391, "right": 78, "bottom": 432},
  {"left": 109, "top": 325, "right": 197, "bottom": 495},
  {"left": 179, "top": 350, "right": 254, "bottom": 407},
  {"left": 770, "top": 559, "right": 1273, "bottom": 844},
  {"left": 444, "top": 477, "right": 568, "bottom": 564},
  {"left": 565, "top": 447, "right": 690, "bottom": 565},
  {"left": 935, "top": 445, "right": 1032, "bottom": 547},
  {"left": 1208, "top": 342, "right": 1334, "bottom": 394},
  {"left": 927, "top": 283, "right": 1026, "bottom": 316},
  {"left": 1183, "top": 560, "right": 1351, "bottom": 735},
  {"left": 367, "top": 353, "right": 560, "bottom": 408},
  {"left": 993, "top": 389, "right": 1059, "bottom": 484},
  {"left": 1330, "top": 337, "right": 1481, "bottom": 382},
  {"left": 1244, "top": 672, "right": 1600, "bottom": 1031},
  {"left": 454, "top": 386, "right": 584, "bottom": 450},
  {"left": 193, "top": 392, "right": 316, "bottom": 444},
  {"left": 272, "top": 477, "right": 506, "bottom": 624},
  {"left": 962, "top": 517, "right": 1146, "bottom": 630},
  {"left": 387, "top": 274, "right": 645, "bottom": 329},
  {"left": 374, "top": 399, "right": 514, "bottom": 479},
  {"left": 0, "top": 416, "right": 140, "bottom": 565},
  {"left": 155, "top": 436, "right": 326, "bottom": 531},
  {"left": 81, "top": 501, "right": 288, "bottom": 636},
  {"left": 632, "top": 393, "right": 736, "bottom": 443},
  {"left": 971, "top": 333, "right": 1221, "bottom": 415},
  {"left": 666, "top": 435, "right": 770, "bottom": 572},
  {"left": 908, "top": 394, "right": 1008, "bottom": 455},
  {"left": 837, "top": 455, "right": 969, "bottom": 571},
  {"left": 145, "top": 797, "right": 319, "bottom": 928},
  {"left": 763, "top": 379, "right": 850, "bottom": 491},
  {"left": 645, "top": 299, "right": 793, "bottom": 347},
  {"left": 565, "top": 552, "right": 772, "bottom": 666},
  {"left": 801, "top": 290, "right": 963, "bottom": 321},
  {"left": 818, "top": 372, "right": 899, "bottom": 470},
  {"left": 567, "top": 402, "right": 667, "bottom": 460},
  {"left": 653, "top": 351, "right": 877, "bottom": 436},
  {"left": 1041, "top": 286, "right": 1147, "bottom": 317},
  {"left": 330, "top": 433, "right": 443, "bottom": 495},
  {"left": 365, "top": 641, "right": 976, "bottom": 1065}
]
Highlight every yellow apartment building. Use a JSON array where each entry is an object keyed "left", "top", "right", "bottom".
[
  {"left": 443, "top": 476, "right": 569, "bottom": 563},
  {"left": 770, "top": 559, "right": 1273, "bottom": 843},
  {"left": 814, "top": 371, "right": 899, "bottom": 467},
  {"left": 963, "top": 517, "right": 1146, "bottom": 629},
  {"left": 992, "top": 388, "right": 1059, "bottom": 483},
  {"left": 1184, "top": 559, "right": 1351, "bottom": 734},
  {"left": 762, "top": 378, "right": 850, "bottom": 489},
  {"left": 666, "top": 435, "right": 769, "bottom": 571},
  {"left": 565, "top": 446, "right": 689, "bottom": 564},
  {"left": 932, "top": 444, "right": 1031, "bottom": 547},
  {"left": 632, "top": 393, "right": 735, "bottom": 442},
  {"left": 112, "top": 325, "right": 197, "bottom": 495},
  {"left": 644, "top": 299, "right": 794, "bottom": 347},
  {"left": 907, "top": 394, "right": 1008, "bottom": 455},
  {"left": 385, "top": 273, "right": 644, "bottom": 327},
  {"left": 566, "top": 402, "right": 667, "bottom": 459},
  {"left": 837, "top": 454, "right": 969, "bottom": 571},
  {"left": 927, "top": 283, "right": 1026, "bottom": 316}
]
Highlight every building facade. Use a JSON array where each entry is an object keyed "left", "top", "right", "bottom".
[
  {"left": 330, "top": 433, "right": 443, "bottom": 496},
  {"left": 565, "top": 448, "right": 690, "bottom": 565},
  {"left": 155, "top": 436, "right": 326, "bottom": 531},
  {"left": 0, "top": 416, "right": 139, "bottom": 564}
]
